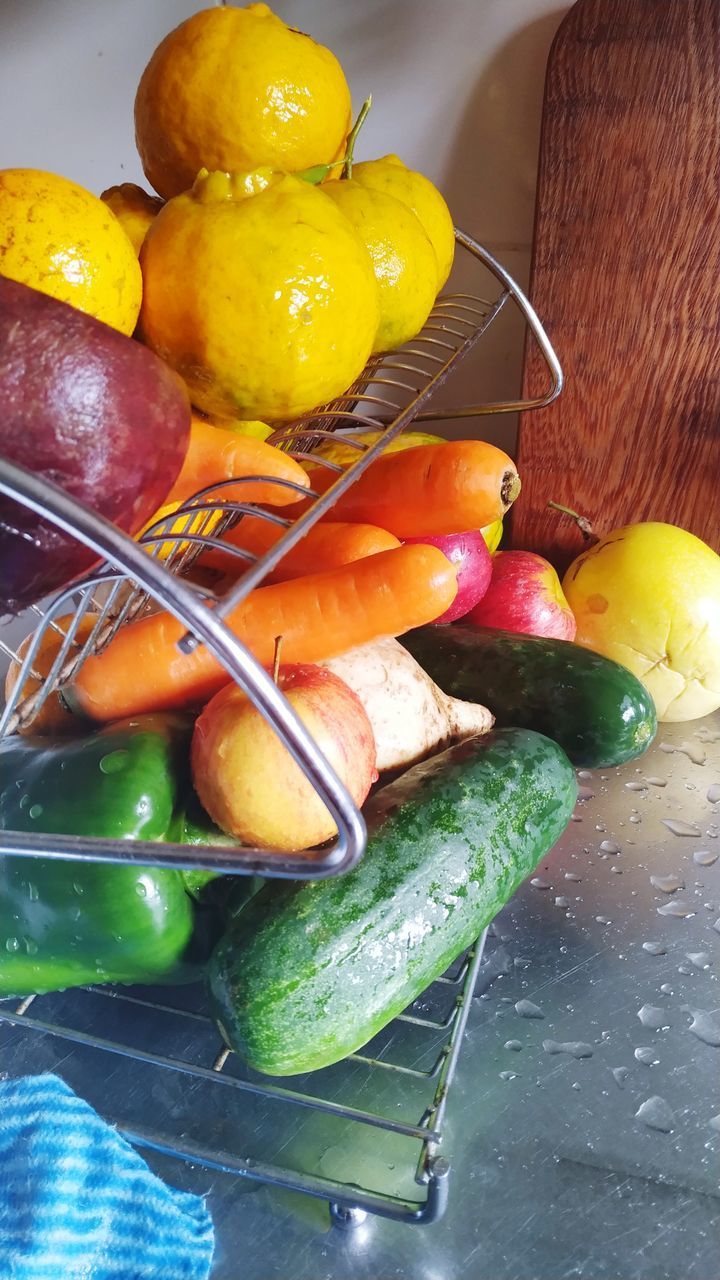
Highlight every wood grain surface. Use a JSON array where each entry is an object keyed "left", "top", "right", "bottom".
[{"left": 513, "top": 0, "right": 720, "bottom": 569}]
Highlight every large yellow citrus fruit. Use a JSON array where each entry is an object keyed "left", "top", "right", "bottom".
[
  {"left": 352, "top": 155, "right": 455, "bottom": 289},
  {"left": 481, "top": 518, "right": 503, "bottom": 554},
  {"left": 101, "top": 182, "right": 163, "bottom": 255},
  {"left": 0, "top": 169, "right": 142, "bottom": 334},
  {"left": 323, "top": 179, "right": 437, "bottom": 352},
  {"left": 308, "top": 427, "right": 445, "bottom": 468},
  {"left": 139, "top": 168, "right": 379, "bottom": 421},
  {"left": 134, "top": 3, "right": 352, "bottom": 201},
  {"left": 563, "top": 522, "right": 720, "bottom": 722}
]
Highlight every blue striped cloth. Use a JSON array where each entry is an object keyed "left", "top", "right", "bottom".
[{"left": 0, "top": 1073, "right": 214, "bottom": 1279}]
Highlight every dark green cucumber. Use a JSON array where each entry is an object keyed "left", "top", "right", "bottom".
[
  {"left": 210, "top": 728, "right": 576, "bottom": 1076},
  {"left": 402, "top": 626, "right": 657, "bottom": 768}
]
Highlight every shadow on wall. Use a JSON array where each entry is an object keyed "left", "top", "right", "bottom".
[{"left": 430, "top": 9, "right": 570, "bottom": 454}]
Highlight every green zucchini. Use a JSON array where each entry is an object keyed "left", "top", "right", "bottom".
[
  {"left": 402, "top": 625, "right": 657, "bottom": 768},
  {"left": 210, "top": 728, "right": 576, "bottom": 1076}
]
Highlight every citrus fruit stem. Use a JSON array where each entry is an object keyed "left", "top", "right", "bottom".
[
  {"left": 297, "top": 96, "right": 373, "bottom": 184},
  {"left": 342, "top": 95, "right": 373, "bottom": 179},
  {"left": 548, "top": 500, "right": 598, "bottom": 544}
]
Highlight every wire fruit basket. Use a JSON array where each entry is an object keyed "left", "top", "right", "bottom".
[{"left": 0, "top": 231, "right": 560, "bottom": 1224}]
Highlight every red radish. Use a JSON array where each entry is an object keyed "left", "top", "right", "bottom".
[
  {"left": 465, "top": 550, "right": 576, "bottom": 640},
  {"left": 402, "top": 531, "right": 492, "bottom": 623}
]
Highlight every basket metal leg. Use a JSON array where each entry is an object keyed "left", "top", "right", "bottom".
[{"left": 329, "top": 1203, "right": 369, "bottom": 1230}]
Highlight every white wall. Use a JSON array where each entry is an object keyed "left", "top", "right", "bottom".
[{"left": 0, "top": 0, "right": 570, "bottom": 451}]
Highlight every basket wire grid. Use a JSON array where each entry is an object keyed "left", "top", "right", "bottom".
[
  {"left": 0, "top": 232, "right": 561, "bottom": 882},
  {"left": 0, "top": 231, "right": 560, "bottom": 1223}
]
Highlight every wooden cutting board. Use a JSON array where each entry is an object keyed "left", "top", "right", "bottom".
[{"left": 513, "top": 0, "right": 720, "bottom": 569}]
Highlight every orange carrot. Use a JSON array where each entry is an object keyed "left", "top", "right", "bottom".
[
  {"left": 165, "top": 415, "right": 310, "bottom": 507},
  {"left": 68, "top": 545, "right": 457, "bottom": 721},
  {"left": 279, "top": 441, "right": 521, "bottom": 535},
  {"left": 201, "top": 517, "right": 401, "bottom": 580}
]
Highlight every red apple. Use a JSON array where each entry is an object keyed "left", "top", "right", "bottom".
[
  {"left": 191, "top": 665, "right": 377, "bottom": 852},
  {"left": 402, "top": 531, "right": 492, "bottom": 623},
  {"left": 464, "top": 550, "right": 576, "bottom": 640}
]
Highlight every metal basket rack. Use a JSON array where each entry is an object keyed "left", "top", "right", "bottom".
[{"left": 0, "top": 230, "right": 560, "bottom": 1224}]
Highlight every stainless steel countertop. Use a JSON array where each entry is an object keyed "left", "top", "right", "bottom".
[{"left": 2, "top": 715, "right": 719, "bottom": 1279}]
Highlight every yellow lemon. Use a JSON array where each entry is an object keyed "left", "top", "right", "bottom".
[
  {"left": 134, "top": 3, "right": 352, "bottom": 200},
  {"left": 101, "top": 182, "right": 163, "bottom": 255},
  {"left": 323, "top": 179, "right": 437, "bottom": 352},
  {"left": 208, "top": 416, "right": 272, "bottom": 441},
  {"left": 139, "top": 499, "right": 225, "bottom": 562},
  {"left": 352, "top": 155, "right": 455, "bottom": 289},
  {"left": 309, "top": 427, "right": 445, "bottom": 468},
  {"left": 563, "top": 522, "right": 720, "bottom": 722},
  {"left": 139, "top": 168, "right": 379, "bottom": 421},
  {"left": 0, "top": 168, "right": 142, "bottom": 334}
]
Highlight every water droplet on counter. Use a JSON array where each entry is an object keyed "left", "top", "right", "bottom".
[
  {"left": 709, "top": 1115, "right": 720, "bottom": 1133},
  {"left": 660, "top": 984, "right": 673, "bottom": 995},
  {"left": 686, "top": 952, "right": 712, "bottom": 970},
  {"left": 676, "top": 741, "right": 707, "bottom": 766},
  {"left": 554, "top": 896, "right": 570, "bottom": 909},
  {"left": 612, "top": 1066, "right": 629, "bottom": 1088},
  {"left": 657, "top": 900, "right": 695, "bottom": 918},
  {"left": 638, "top": 1004, "right": 668, "bottom": 1029},
  {"left": 707, "top": 783, "right": 720, "bottom": 804},
  {"left": 678, "top": 964, "right": 692, "bottom": 975},
  {"left": 600, "top": 839, "right": 620, "bottom": 855},
  {"left": 504, "top": 1040, "right": 522, "bottom": 1052},
  {"left": 577, "top": 785, "right": 594, "bottom": 803},
  {"left": 515, "top": 999, "right": 544, "bottom": 1020},
  {"left": 650, "top": 873, "right": 684, "bottom": 894},
  {"left": 28, "top": 804, "right": 42, "bottom": 820},
  {"left": 642, "top": 941, "right": 667, "bottom": 956},
  {"left": 713, "top": 918, "right": 720, "bottom": 934},
  {"left": 659, "top": 742, "right": 675, "bottom": 754},
  {"left": 595, "top": 822, "right": 607, "bottom": 833},
  {"left": 706, "top": 824, "right": 720, "bottom": 839},
  {"left": 499, "top": 1070, "right": 518, "bottom": 1082},
  {"left": 634, "top": 1047, "right": 658, "bottom": 1066},
  {"left": 564, "top": 872, "right": 582, "bottom": 882},
  {"left": 646, "top": 777, "right": 668, "bottom": 788},
  {"left": 635, "top": 1096, "right": 674, "bottom": 1132},
  {"left": 5, "top": 937, "right": 19, "bottom": 953},
  {"left": 99, "top": 749, "right": 130, "bottom": 775},
  {"left": 595, "top": 916, "right": 611, "bottom": 926},
  {"left": 542, "top": 1039, "right": 593, "bottom": 1059},
  {"left": 694, "top": 850, "right": 718, "bottom": 867},
  {"left": 629, "top": 812, "right": 642, "bottom": 824},
  {"left": 687, "top": 1010, "right": 720, "bottom": 1046},
  {"left": 625, "top": 781, "right": 648, "bottom": 792},
  {"left": 577, "top": 770, "right": 593, "bottom": 781},
  {"left": 663, "top": 819, "right": 702, "bottom": 837},
  {"left": 695, "top": 726, "right": 720, "bottom": 743},
  {"left": 530, "top": 878, "right": 551, "bottom": 890}
]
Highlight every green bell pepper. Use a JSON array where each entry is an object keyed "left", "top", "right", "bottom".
[{"left": 0, "top": 714, "right": 203, "bottom": 997}]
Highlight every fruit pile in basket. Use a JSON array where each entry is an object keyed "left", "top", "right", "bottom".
[{"left": 2, "top": 5, "right": 720, "bottom": 1079}]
